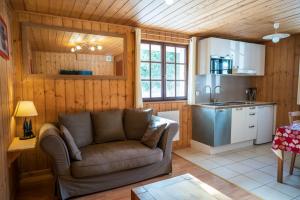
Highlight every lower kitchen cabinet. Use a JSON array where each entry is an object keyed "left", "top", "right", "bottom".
[
  {"left": 192, "top": 104, "right": 275, "bottom": 149},
  {"left": 255, "top": 105, "right": 274, "bottom": 144},
  {"left": 231, "top": 106, "right": 257, "bottom": 144},
  {"left": 231, "top": 107, "right": 246, "bottom": 144}
]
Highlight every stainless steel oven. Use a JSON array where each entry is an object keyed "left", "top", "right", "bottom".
[{"left": 210, "top": 56, "right": 233, "bottom": 74}]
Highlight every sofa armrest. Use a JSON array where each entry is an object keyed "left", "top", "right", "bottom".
[
  {"left": 39, "top": 123, "right": 71, "bottom": 176},
  {"left": 152, "top": 116, "right": 179, "bottom": 157}
]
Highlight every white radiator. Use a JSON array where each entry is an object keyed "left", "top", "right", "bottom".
[{"left": 157, "top": 110, "right": 180, "bottom": 141}]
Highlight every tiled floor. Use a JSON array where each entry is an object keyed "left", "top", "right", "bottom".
[{"left": 175, "top": 143, "right": 300, "bottom": 200}]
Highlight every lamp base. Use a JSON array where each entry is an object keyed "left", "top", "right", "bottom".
[
  {"left": 20, "top": 134, "right": 36, "bottom": 140},
  {"left": 21, "top": 118, "right": 35, "bottom": 140}
]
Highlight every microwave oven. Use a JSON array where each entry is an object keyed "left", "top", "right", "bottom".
[{"left": 210, "top": 56, "right": 233, "bottom": 74}]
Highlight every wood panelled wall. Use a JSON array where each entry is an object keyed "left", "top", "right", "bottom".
[
  {"left": 0, "top": 0, "right": 16, "bottom": 199},
  {"left": 254, "top": 35, "right": 300, "bottom": 126},
  {"left": 13, "top": 12, "right": 134, "bottom": 173},
  {"left": 32, "top": 51, "right": 115, "bottom": 75},
  {"left": 13, "top": 12, "right": 191, "bottom": 173}
]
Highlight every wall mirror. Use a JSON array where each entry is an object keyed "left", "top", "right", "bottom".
[{"left": 22, "top": 23, "right": 126, "bottom": 79}]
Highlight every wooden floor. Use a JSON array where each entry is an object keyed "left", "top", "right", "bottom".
[{"left": 16, "top": 154, "right": 258, "bottom": 200}]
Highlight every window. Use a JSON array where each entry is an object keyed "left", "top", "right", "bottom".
[{"left": 140, "top": 41, "right": 188, "bottom": 101}]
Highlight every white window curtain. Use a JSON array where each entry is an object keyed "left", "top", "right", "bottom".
[
  {"left": 187, "top": 37, "right": 197, "bottom": 105},
  {"left": 134, "top": 28, "right": 143, "bottom": 108}
]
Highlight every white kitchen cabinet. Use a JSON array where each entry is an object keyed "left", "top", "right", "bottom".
[
  {"left": 198, "top": 37, "right": 265, "bottom": 75},
  {"left": 198, "top": 37, "right": 237, "bottom": 75},
  {"left": 231, "top": 106, "right": 257, "bottom": 144},
  {"left": 231, "top": 107, "right": 246, "bottom": 144},
  {"left": 209, "top": 38, "right": 233, "bottom": 57},
  {"left": 245, "top": 106, "right": 258, "bottom": 141},
  {"left": 235, "top": 42, "right": 265, "bottom": 75},
  {"left": 255, "top": 105, "right": 274, "bottom": 144}
]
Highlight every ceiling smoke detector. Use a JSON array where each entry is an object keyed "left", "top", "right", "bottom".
[{"left": 262, "top": 22, "right": 290, "bottom": 43}]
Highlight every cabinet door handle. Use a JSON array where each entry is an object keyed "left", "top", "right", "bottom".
[
  {"left": 249, "top": 113, "right": 256, "bottom": 116},
  {"left": 249, "top": 107, "right": 256, "bottom": 110},
  {"left": 249, "top": 125, "right": 255, "bottom": 128},
  {"left": 236, "top": 108, "right": 243, "bottom": 110}
]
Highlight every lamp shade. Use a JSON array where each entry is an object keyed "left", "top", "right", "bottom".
[{"left": 14, "top": 101, "right": 38, "bottom": 117}]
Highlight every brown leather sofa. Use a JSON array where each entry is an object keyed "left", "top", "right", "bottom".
[{"left": 39, "top": 110, "right": 178, "bottom": 200}]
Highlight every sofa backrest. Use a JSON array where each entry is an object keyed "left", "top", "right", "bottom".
[{"left": 57, "top": 109, "right": 153, "bottom": 147}]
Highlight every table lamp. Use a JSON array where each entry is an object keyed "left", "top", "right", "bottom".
[{"left": 14, "top": 101, "right": 38, "bottom": 140}]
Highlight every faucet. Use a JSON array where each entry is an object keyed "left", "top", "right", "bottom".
[{"left": 204, "top": 85, "right": 222, "bottom": 103}]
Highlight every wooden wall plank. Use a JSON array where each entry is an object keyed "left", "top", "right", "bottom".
[
  {"left": 254, "top": 35, "right": 300, "bottom": 126},
  {"left": 84, "top": 80, "right": 94, "bottom": 112},
  {"left": 0, "top": 2, "right": 15, "bottom": 197}
]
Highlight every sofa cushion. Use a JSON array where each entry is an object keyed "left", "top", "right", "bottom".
[
  {"left": 60, "top": 125, "right": 82, "bottom": 161},
  {"left": 71, "top": 140, "right": 163, "bottom": 178},
  {"left": 59, "top": 112, "right": 93, "bottom": 148},
  {"left": 141, "top": 123, "right": 167, "bottom": 149},
  {"left": 92, "top": 110, "right": 125, "bottom": 144},
  {"left": 124, "top": 109, "right": 153, "bottom": 140}
]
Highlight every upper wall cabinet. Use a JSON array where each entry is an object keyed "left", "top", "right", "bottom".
[{"left": 197, "top": 37, "right": 265, "bottom": 76}]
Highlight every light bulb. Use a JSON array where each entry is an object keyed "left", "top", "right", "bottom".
[
  {"left": 90, "top": 46, "right": 95, "bottom": 51},
  {"left": 71, "top": 48, "right": 75, "bottom": 52},
  {"left": 76, "top": 45, "right": 82, "bottom": 50},
  {"left": 165, "top": 0, "right": 174, "bottom": 5},
  {"left": 97, "top": 45, "right": 102, "bottom": 50},
  {"left": 272, "top": 36, "right": 280, "bottom": 43}
]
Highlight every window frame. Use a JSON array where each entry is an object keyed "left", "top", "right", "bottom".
[{"left": 141, "top": 40, "right": 188, "bottom": 102}]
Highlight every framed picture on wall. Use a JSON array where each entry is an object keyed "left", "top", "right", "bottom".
[{"left": 0, "top": 16, "right": 9, "bottom": 60}]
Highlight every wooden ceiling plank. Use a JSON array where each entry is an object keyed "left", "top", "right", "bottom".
[
  {"left": 193, "top": 0, "right": 298, "bottom": 34},
  {"left": 115, "top": 0, "right": 156, "bottom": 24},
  {"left": 23, "top": 0, "right": 37, "bottom": 12},
  {"left": 36, "top": 0, "right": 49, "bottom": 13},
  {"left": 87, "top": 0, "right": 116, "bottom": 21},
  {"left": 10, "top": 0, "right": 25, "bottom": 10},
  {"left": 176, "top": 0, "right": 276, "bottom": 33},
  {"left": 79, "top": 0, "right": 102, "bottom": 19},
  {"left": 48, "top": 0, "right": 63, "bottom": 16},
  {"left": 143, "top": 0, "right": 224, "bottom": 29},
  {"left": 108, "top": 0, "right": 140, "bottom": 24},
  {"left": 59, "top": 0, "right": 76, "bottom": 17},
  {"left": 204, "top": 0, "right": 299, "bottom": 38},
  {"left": 125, "top": 0, "right": 165, "bottom": 26},
  {"left": 11, "top": 0, "right": 300, "bottom": 40},
  {"left": 69, "top": 0, "right": 90, "bottom": 18},
  {"left": 98, "top": 0, "right": 129, "bottom": 22},
  {"left": 190, "top": 0, "right": 283, "bottom": 34},
  {"left": 137, "top": 0, "right": 195, "bottom": 25},
  {"left": 167, "top": 0, "right": 254, "bottom": 32}
]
